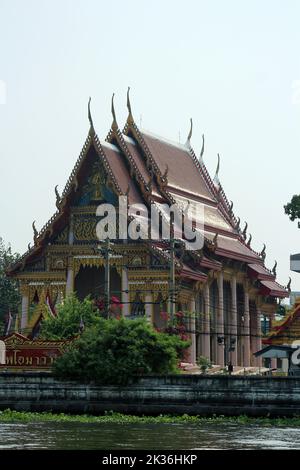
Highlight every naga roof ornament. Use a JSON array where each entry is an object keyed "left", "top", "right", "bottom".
[
  {"left": 32, "top": 221, "right": 38, "bottom": 244},
  {"left": 55, "top": 185, "right": 61, "bottom": 210},
  {"left": 242, "top": 221, "right": 248, "bottom": 240},
  {"left": 199, "top": 134, "right": 205, "bottom": 161},
  {"left": 111, "top": 93, "right": 117, "bottom": 130},
  {"left": 272, "top": 260, "right": 277, "bottom": 276},
  {"left": 127, "top": 86, "right": 134, "bottom": 124},
  {"left": 213, "top": 232, "right": 218, "bottom": 247},
  {"left": 246, "top": 233, "right": 252, "bottom": 247},
  {"left": 88, "top": 97, "right": 95, "bottom": 136},
  {"left": 162, "top": 165, "right": 168, "bottom": 182},
  {"left": 186, "top": 118, "right": 193, "bottom": 145},
  {"left": 260, "top": 243, "right": 266, "bottom": 260},
  {"left": 213, "top": 153, "right": 220, "bottom": 185}
]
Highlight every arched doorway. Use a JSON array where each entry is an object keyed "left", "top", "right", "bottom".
[
  {"left": 75, "top": 266, "right": 105, "bottom": 301},
  {"left": 74, "top": 265, "right": 121, "bottom": 303}
]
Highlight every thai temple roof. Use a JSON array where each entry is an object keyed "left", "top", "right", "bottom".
[
  {"left": 264, "top": 298, "right": 300, "bottom": 345},
  {"left": 7, "top": 90, "right": 288, "bottom": 300}
]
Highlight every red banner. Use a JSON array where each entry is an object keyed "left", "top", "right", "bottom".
[{"left": 0, "top": 333, "right": 70, "bottom": 370}]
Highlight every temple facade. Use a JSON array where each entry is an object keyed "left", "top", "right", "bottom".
[{"left": 7, "top": 91, "right": 288, "bottom": 367}]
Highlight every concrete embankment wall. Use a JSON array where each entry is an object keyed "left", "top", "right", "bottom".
[{"left": 1, "top": 372, "right": 300, "bottom": 416}]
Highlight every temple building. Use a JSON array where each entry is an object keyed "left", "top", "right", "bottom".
[{"left": 7, "top": 90, "right": 288, "bottom": 367}]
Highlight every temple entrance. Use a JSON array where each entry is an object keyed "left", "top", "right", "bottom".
[{"left": 74, "top": 265, "right": 121, "bottom": 302}]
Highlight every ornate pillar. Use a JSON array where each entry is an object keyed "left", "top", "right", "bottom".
[
  {"left": 188, "top": 297, "right": 196, "bottom": 364},
  {"left": 269, "top": 311, "right": 276, "bottom": 369},
  {"left": 66, "top": 257, "right": 74, "bottom": 295},
  {"left": 230, "top": 274, "right": 238, "bottom": 366},
  {"left": 203, "top": 283, "right": 211, "bottom": 360},
  {"left": 243, "top": 289, "right": 251, "bottom": 367},
  {"left": 20, "top": 290, "right": 29, "bottom": 331},
  {"left": 217, "top": 272, "right": 225, "bottom": 366},
  {"left": 121, "top": 268, "right": 129, "bottom": 316},
  {"left": 256, "top": 309, "right": 262, "bottom": 367}
]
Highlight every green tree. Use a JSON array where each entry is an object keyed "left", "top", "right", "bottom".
[
  {"left": 0, "top": 237, "right": 20, "bottom": 326},
  {"left": 53, "top": 317, "right": 189, "bottom": 384},
  {"left": 39, "top": 294, "right": 101, "bottom": 340},
  {"left": 284, "top": 195, "right": 300, "bottom": 222}
]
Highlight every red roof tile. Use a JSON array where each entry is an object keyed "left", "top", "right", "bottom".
[
  {"left": 141, "top": 131, "right": 214, "bottom": 202},
  {"left": 101, "top": 142, "right": 143, "bottom": 205}
]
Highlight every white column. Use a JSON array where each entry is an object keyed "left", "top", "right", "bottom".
[
  {"left": 20, "top": 294, "right": 29, "bottom": 331},
  {"left": 230, "top": 275, "right": 238, "bottom": 366},
  {"left": 203, "top": 283, "right": 211, "bottom": 360},
  {"left": 66, "top": 261, "right": 74, "bottom": 296},
  {"left": 121, "top": 268, "right": 129, "bottom": 316},
  {"left": 217, "top": 272, "right": 224, "bottom": 366},
  {"left": 243, "top": 290, "right": 251, "bottom": 367},
  {"left": 269, "top": 311, "right": 276, "bottom": 369},
  {"left": 145, "top": 293, "right": 153, "bottom": 323},
  {"left": 188, "top": 298, "right": 196, "bottom": 364},
  {"left": 256, "top": 309, "right": 262, "bottom": 367}
]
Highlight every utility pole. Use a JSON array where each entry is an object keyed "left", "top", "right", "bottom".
[
  {"left": 169, "top": 213, "right": 176, "bottom": 323},
  {"left": 104, "top": 238, "right": 111, "bottom": 319},
  {"left": 97, "top": 238, "right": 111, "bottom": 319}
]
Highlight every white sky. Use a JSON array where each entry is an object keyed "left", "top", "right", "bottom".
[{"left": 0, "top": 0, "right": 300, "bottom": 291}]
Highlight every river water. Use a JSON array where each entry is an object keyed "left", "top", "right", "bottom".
[{"left": 0, "top": 422, "right": 299, "bottom": 449}]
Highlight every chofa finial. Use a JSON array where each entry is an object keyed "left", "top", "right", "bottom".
[
  {"left": 213, "top": 232, "right": 218, "bottom": 247},
  {"left": 242, "top": 222, "right": 248, "bottom": 240},
  {"left": 200, "top": 134, "right": 205, "bottom": 159},
  {"left": 213, "top": 154, "right": 220, "bottom": 184},
  {"left": 272, "top": 260, "right": 277, "bottom": 276},
  {"left": 247, "top": 233, "right": 252, "bottom": 247},
  {"left": 287, "top": 277, "right": 292, "bottom": 292},
  {"left": 88, "top": 97, "right": 95, "bottom": 135},
  {"left": 111, "top": 93, "right": 117, "bottom": 129},
  {"left": 32, "top": 221, "right": 38, "bottom": 244},
  {"left": 260, "top": 243, "right": 266, "bottom": 260},
  {"left": 235, "top": 217, "right": 240, "bottom": 231},
  {"left": 55, "top": 185, "right": 61, "bottom": 210},
  {"left": 127, "top": 87, "right": 133, "bottom": 123},
  {"left": 186, "top": 118, "right": 193, "bottom": 144},
  {"left": 162, "top": 165, "right": 168, "bottom": 181}
]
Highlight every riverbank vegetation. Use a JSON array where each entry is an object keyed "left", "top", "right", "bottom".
[
  {"left": 40, "top": 295, "right": 189, "bottom": 385},
  {"left": 1, "top": 409, "right": 300, "bottom": 427}
]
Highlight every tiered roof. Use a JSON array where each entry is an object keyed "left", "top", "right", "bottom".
[{"left": 7, "top": 91, "right": 288, "bottom": 299}]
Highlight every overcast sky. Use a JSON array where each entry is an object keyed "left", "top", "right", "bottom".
[{"left": 0, "top": 0, "right": 300, "bottom": 293}]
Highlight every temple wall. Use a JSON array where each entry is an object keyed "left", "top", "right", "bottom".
[{"left": 1, "top": 372, "right": 300, "bottom": 416}]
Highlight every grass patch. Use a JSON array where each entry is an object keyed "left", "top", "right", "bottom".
[{"left": 1, "top": 409, "right": 300, "bottom": 426}]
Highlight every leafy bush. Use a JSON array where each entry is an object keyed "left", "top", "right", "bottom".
[
  {"left": 53, "top": 317, "right": 189, "bottom": 384},
  {"left": 197, "top": 355, "right": 212, "bottom": 374},
  {"left": 39, "top": 294, "right": 101, "bottom": 340}
]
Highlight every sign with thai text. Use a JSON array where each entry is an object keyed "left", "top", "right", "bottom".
[{"left": 0, "top": 333, "right": 70, "bottom": 370}]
